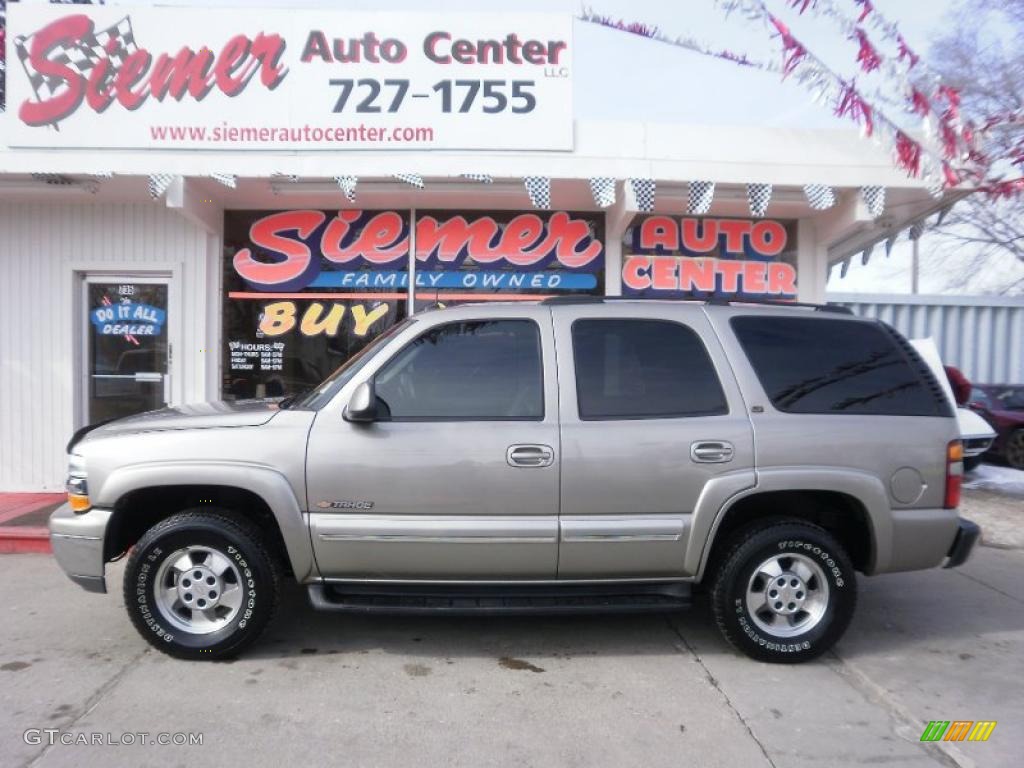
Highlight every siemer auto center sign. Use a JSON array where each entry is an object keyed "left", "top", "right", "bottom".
[{"left": 5, "top": 5, "right": 573, "bottom": 150}]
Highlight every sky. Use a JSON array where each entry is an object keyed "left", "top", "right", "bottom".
[{"left": 120, "top": 0, "right": 1022, "bottom": 295}]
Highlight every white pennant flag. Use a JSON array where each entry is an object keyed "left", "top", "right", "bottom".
[
  {"left": 334, "top": 175, "right": 357, "bottom": 202},
  {"left": 628, "top": 178, "right": 655, "bottom": 213},
  {"left": 861, "top": 186, "right": 886, "bottom": 218},
  {"left": 394, "top": 173, "right": 424, "bottom": 189},
  {"left": 589, "top": 177, "right": 616, "bottom": 208},
  {"left": 148, "top": 174, "right": 175, "bottom": 200},
  {"left": 687, "top": 181, "right": 715, "bottom": 214},
  {"left": 747, "top": 183, "right": 772, "bottom": 217},
  {"left": 803, "top": 184, "right": 836, "bottom": 210},
  {"left": 209, "top": 173, "right": 237, "bottom": 189},
  {"left": 524, "top": 176, "right": 550, "bottom": 209}
]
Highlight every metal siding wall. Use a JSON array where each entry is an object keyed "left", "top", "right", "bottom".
[
  {"left": 0, "top": 202, "right": 215, "bottom": 491},
  {"left": 831, "top": 294, "right": 1024, "bottom": 385}
]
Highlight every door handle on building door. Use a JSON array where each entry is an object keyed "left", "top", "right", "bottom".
[
  {"left": 690, "top": 441, "right": 735, "bottom": 463},
  {"left": 507, "top": 444, "right": 554, "bottom": 468}
]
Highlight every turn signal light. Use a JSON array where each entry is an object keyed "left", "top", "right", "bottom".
[
  {"left": 66, "top": 475, "right": 90, "bottom": 513},
  {"left": 944, "top": 440, "right": 963, "bottom": 510},
  {"left": 68, "top": 493, "right": 91, "bottom": 513}
]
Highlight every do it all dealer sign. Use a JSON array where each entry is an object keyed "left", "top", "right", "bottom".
[{"left": 5, "top": 5, "right": 573, "bottom": 151}]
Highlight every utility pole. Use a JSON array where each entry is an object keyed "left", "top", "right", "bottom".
[{"left": 911, "top": 234, "right": 920, "bottom": 294}]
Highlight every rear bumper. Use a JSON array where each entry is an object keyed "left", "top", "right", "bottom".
[
  {"left": 944, "top": 518, "right": 980, "bottom": 569},
  {"left": 48, "top": 503, "right": 112, "bottom": 593}
]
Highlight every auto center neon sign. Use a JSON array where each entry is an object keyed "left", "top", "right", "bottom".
[{"left": 622, "top": 217, "right": 798, "bottom": 298}]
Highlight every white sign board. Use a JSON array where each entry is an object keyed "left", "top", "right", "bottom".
[{"left": 5, "top": 5, "right": 573, "bottom": 151}]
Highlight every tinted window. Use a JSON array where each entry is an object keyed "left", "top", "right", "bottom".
[
  {"left": 375, "top": 320, "right": 543, "bottom": 420},
  {"left": 731, "top": 316, "right": 947, "bottom": 416},
  {"left": 572, "top": 319, "right": 727, "bottom": 419}
]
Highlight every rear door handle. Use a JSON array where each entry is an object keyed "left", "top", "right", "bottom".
[
  {"left": 690, "top": 441, "right": 734, "bottom": 463},
  {"left": 507, "top": 444, "right": 554, "bottom": 468}
]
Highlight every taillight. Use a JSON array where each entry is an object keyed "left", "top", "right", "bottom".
[{"left": 945, "top": 440, "right": 963, "bottom": 509}]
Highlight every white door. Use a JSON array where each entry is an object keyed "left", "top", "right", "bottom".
[{"left": 81, "top": 275, "right": 173, "bottom": 425}]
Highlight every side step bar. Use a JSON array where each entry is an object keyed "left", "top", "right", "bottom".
[{"left": 308, "top": 581, "right": 691, "bottom": 616}]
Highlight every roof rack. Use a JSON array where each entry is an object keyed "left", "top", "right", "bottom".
[{"left": 540, "top": 295, "right": 852, "bottom": 314}]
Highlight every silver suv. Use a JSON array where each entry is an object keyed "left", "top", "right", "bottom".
[{"left": 51, "top": 298, "right": 979, "bottom": 663}]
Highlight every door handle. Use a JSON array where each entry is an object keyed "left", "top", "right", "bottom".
[
  {"left": 690, "top": 441, "right": 734, "bottom": 463},
  {"left": 507, "top": 444, "right": 554, "bottom": 468}
]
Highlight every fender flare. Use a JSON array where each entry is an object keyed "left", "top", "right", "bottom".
[
  {"left": 98, "top": 461, "right": 316, "bottom": 582},
  {"left": 690, "top": 468, "right": 891, "bottom": 581}
]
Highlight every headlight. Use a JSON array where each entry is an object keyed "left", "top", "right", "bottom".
[{"left": 66, "top": 454, "right": 90, "bottom": 513}]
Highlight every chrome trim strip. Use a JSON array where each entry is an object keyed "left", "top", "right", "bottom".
[
  {"left": 561, "top": 533, "right": 682, "bottom": 542},
  {"left": 320, "top": 577, "right": 695, "bottom": 585},
  {"left": 318, "top": 534, "right": 554, "bottom": 544}
]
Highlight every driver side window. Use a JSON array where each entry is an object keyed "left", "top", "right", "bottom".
[{"left": 374, "top": 320, "right": 544, "bottom": 421}]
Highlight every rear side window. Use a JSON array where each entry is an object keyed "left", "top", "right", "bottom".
[
  {"left": 374, "top": 320, "right": 543, "bottom": 420},
  {"left": 731, "top": 316, "right": 949, "bottom": 416},
  {"left": 572, "top": 319, "right": 728, "bottom": 420}
]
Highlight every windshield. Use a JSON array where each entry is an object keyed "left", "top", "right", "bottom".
[
  {"left": 992, "top": 386, "right": 1024, "bottom": 410},
  {"left": 285, "top": 317, "right": 416, "bottom": 410}
]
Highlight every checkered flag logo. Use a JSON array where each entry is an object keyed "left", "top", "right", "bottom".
[
  {"left": 803, "top": 184, "right": 836, "bottom": 210},
  {"left": 15, "top": 16, "right": 139, "bottom": 127},
  {"left": 394, "top": 173, "right": 425, "bottom": 189},
  {"left": 628, "top": 178, "right": 655, "bottom": 213},
  {"left": 589, "top": 177, "right": 616, "bottom": 208},
  {"left": 524, "top": 176, "right": 550, "bottom": 209},
  {"left": 861, "top": 186, "right": 886, "bottom": 218},
  {"left": 687, "top": 181, "right": 715, "bottom": 215},
  {"left": 148, "top": 174, "right": 176, "bottom": 200},
  {"left": 747, "top": 183, "right": 772, "bottom": 218},
  {"left": 462, "top": 174, "right": 493, "bottom": 184},
  {"left": 335, "top": 175, "right": 357, "bottom": 202}
]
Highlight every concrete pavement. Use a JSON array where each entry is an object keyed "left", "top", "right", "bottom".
[{"left": 3, "top": 546, "right": 1022, "bottom": 768}]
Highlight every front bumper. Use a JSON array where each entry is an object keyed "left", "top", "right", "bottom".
[
  {"left": 48, "top": 503, "right": 112, "bottom": 593},
  {"left": 944, "top": 518, "right": 980, "bottom": 569}
]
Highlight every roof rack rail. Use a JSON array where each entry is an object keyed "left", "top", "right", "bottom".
[
  {"left": 540, "top": 295, "right": 852, "bottom": 314},
  {"left": 706, "top": 297, "right": 853, "bottom": 315}
]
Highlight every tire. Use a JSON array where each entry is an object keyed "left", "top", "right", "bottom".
[
  {"left": 1006, "top": 429, "right": 1024, "bottom": 470},
  {"left": 710, "top": 521, "right": 857, "bottom": 663},
  {"left": 963, "top": 455, "right": 982, "bottom": 472},
  {"left": 123, "top": 510, "right": 281, "bottom": 660}
]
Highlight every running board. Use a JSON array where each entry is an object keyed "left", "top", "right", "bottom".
[{"left": 307, "top": 581, "right": 691, "bottom": 615}]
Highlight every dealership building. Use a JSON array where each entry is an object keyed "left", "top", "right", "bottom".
[{"left": 0, "top": 4, "right": 960, "bottom": 490}]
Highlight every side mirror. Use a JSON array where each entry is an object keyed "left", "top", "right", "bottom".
[{"left": 343, "top": 381, "right": 377, "bottom": 423}]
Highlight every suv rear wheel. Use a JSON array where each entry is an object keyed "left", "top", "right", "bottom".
[
  {"left": 123, "top": 510, "right": 281, "bottom": 660},
  {"left": 710, "top": 521, "right": 857, "bottom": 663}
]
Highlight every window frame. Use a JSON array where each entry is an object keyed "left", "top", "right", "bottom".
[
  {"left": 569, "top": 317, "right": 730, "bottom": 422},
  {"left": 370, "top": 317, "right": 546, "bottom": 423}
]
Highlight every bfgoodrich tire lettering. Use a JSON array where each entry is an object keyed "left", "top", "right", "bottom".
[
  {"left": 711, "top": 521, "right": 857, "bottom": 663},
  {"left": 123, "top": 510, "right": 281, "bottom": 660}
]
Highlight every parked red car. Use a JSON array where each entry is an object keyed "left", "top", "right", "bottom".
[{"left": 967, "top": 385, "right": 1024, "bottom": 469}]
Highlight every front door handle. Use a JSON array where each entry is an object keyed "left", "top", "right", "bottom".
[
  {"left": 507, "top": 444, "right": 554, "bottom": 468},
  {"left": 690, "top": 441, "right": 734, "bottom": 464}
]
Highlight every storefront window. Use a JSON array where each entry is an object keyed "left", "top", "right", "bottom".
[
  {"left": 222, "top": 208, "right": 604, "bottom": 398},
  {"left": 222, "top": 210, "right": 408, "bottom": 399}
]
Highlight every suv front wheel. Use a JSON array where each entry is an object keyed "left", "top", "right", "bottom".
[
  {"left": 711, "top": 521, "right": 857, "bottom": 663},
  {"left": 123, "top": 510, "right": 281, "bottom": 660}
]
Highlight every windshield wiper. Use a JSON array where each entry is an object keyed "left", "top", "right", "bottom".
[{"left": 277, "top": 387, "right": 312, "bottom": 409}]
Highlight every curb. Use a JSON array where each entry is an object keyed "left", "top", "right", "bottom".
[{"left": 0, "top": 527, "right": 52, "bottom": 554}]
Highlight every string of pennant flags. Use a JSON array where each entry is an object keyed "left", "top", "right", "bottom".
[
  {"left": 138, "top": 171, "right": 911, "bottom": 223},
  {"left": 133, "top": 170, "right": 940, "bottom": 277}
]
